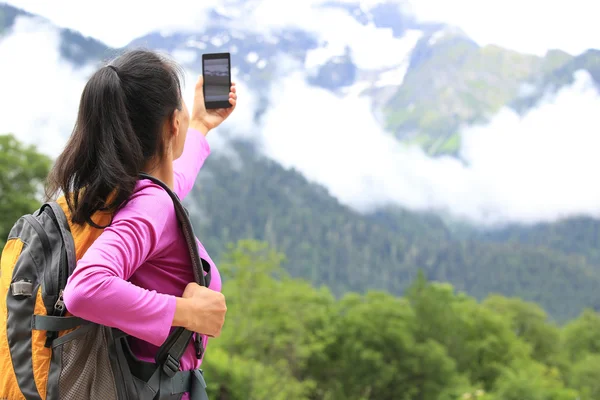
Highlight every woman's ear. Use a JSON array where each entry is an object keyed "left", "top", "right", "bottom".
[{"left": 170, "top": 109, "right": 181, "bottom": 138}]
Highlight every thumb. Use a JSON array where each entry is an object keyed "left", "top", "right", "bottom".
[
  {"left": 193, "top": 75, "right": 207, "bottom": 114},
  {"left": 195, "top": 75, "right": 204, "bottom": 98}
]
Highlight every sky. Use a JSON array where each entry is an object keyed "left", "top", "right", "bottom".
[
  {"left": 410, "top": 0, "right": 600, "bottom": 56},
  {"left": 5, "top": 0, "right": 600, "bottom": 56}
]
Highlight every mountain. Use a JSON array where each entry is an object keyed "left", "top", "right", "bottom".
[
  {"left": 382, "top": 35, "right": 574, "bottom": 155},
  {"left": 0, "top": 1, "right": 21, "bottom": 34},
  {"left": 126, "top": 1, "right": 600, "bottom": 157},
  {"left": 2, "top": 1, "right": 600, "bottom": 322},
  {"left": 0, "top": 3, "right": 111, "bottom": 65}
]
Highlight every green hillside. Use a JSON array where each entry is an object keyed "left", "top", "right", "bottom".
[{"left": 188, "top": 140, "right": 600, "bottom": 322}]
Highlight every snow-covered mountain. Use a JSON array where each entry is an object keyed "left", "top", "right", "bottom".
[{"left": 124, "top": 0, "right": 600, "bottom": 156}]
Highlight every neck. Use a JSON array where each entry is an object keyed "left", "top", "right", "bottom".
[{"left": 142, "top": 153, "right": 174, "bottom": 190}]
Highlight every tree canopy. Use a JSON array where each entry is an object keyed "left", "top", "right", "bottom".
[{"left": 0, "top": 133, "right": 52, "bottom": 247}]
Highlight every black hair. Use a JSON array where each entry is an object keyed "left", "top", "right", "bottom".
[{"left": 45, "top": 49, "right": 185, "bottom": 228}]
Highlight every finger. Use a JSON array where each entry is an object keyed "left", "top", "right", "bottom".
[
  {"left": 230, "top": 85, "right": 236, "bottom": 93},
  {"left": 229, "top": 92, "right": 237, "bottom": 100},
  {"left": 196, "top": 75, "right": 204, "bottom": 88},
  {"left": 228, "top": 98, "right": 236, "bottom": 107}
]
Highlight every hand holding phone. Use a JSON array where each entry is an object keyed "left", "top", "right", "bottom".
[
  {"left": 202, "top": 53, "right": 232, "bottom": 109},
  {"left": 190, "top": 54, "right": 237, "bottom": 133}
]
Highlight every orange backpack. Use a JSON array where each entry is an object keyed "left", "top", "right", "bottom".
[{"left": 0, "top": 173, "right": 211, "bottom": 400}]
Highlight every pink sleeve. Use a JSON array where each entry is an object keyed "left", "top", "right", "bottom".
[
  {"left": 62, "top": 184, "right": 177, "bottom": 347},
  {"left": 172, "top": 128, "right": 211, "bottom": 200}
]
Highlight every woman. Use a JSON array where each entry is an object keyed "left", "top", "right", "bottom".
[{"left": 44, "top": 49, "right": 235, "bottom": 396}]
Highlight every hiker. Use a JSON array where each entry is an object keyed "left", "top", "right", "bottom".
[{"left": 1, "top": 49, "right": 234, "bottom": 399}]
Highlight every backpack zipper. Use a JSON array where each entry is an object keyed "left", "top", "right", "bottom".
[{"left": 54, "top": 249, "right": 68, "bottom": 316}]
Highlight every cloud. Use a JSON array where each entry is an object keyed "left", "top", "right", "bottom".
[
  {"left": 454, "top": 70, "right": 600, "bottom": 224},
  {"left": 408, "top": 0, "right": 600, "bottom": 56},
  {"left": 256, "top": 68, "right": 600, "bottom": 226},
  {"left": 0, "top": 16, "right": 93, "bottom": 157},
  {"left": 4, "top": 0, "right": 221, "bottom": 47},
  {"left": 8, "top": 0, "right": 600, "bottom": 57}
]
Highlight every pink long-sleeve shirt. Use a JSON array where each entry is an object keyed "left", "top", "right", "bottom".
[{"left": 62, "top": 128, "right": 221, "bottom": 388}]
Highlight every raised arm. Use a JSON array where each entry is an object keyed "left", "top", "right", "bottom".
[
  {"left": 172, "top": 127, "right": 211, "bottom": 199},
  {"left": 172, "top": 75, "right": 237, "bottom": 199}
]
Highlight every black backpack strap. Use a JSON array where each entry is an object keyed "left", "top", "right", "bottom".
[
  {"left": 37, "top": 202, "right": 78, "bottom": 346},
  {"left": 44, "top": 202, "right": 77, "bottom": 275},
  {"left": 137, "top": 173, "right": 211, "bottom": 399},
  {"left": 138, "top": 173, "right": 211, "bottom": 287}
]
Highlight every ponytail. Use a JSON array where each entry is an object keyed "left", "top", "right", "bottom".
[{"left": 45, "top": 50, "right": 184, "bottom": 227}]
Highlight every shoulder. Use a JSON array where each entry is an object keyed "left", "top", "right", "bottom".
[
  {"left": 127, "top": 179, "right": 173, "bottom": 207},
  {"left": 111, "top": 179, "right": 175, "bottom": 236}
]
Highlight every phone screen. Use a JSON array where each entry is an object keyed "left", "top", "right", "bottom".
[{"left": 203, "top": 55, "right": 231, "bottom": 105}]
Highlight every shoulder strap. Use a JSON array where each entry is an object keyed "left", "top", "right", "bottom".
[
  {"left": 40, "top": 202, "right": 77, "bottom": 275},
  {"left": 137, "top": 173, "right": 210, "bottom": 375},
  {"left": 138, "top": 173, "right": 210, "bottom": 287}
]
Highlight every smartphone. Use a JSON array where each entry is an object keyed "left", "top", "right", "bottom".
[{"left": 202, "top": 52, "right": 232, "bottom": 109}]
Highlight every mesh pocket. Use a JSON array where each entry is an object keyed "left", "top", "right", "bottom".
[{"left": 54, "top": 324, "right": 119, "bottom": 400}]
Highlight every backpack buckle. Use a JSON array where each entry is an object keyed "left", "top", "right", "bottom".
[
  {"left": 194, "top": 336, "right": 204, "bottom": 359},
  {"left": 162, "top": 354, "right": 180, "bottom": 378}
]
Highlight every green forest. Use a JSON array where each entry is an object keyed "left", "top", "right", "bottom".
[
  {"left": 3, "top": 133, "right": 600, "bottom": 399},
  {"left": 205, "top": 240, "right": 600, "bottom": 400}
]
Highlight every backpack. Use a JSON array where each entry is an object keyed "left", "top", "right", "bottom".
[{"left": 0, "top": 173, "right": 212, "bottom": 400}]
